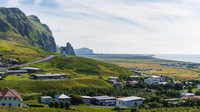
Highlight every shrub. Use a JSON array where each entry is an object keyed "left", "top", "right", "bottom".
[
  {"left": 65, "top": 102, "right": 70, "bottom": 110},
  {"left": 28, "top": 104, "right": 44, "bottom": 107},
  {"left": 48, "top": 101, "right": 54, "bottom": 108},
  {"left": 60, "top": 101, "right": 64, "bottom": 109}
]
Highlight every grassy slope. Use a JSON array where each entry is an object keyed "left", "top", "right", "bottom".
[
  {"left": 0, "top": 40, "right": 49, "bottom": 55},
  {"left": 0, "top": 78, "right": 112, "bottom": 93},
  {"left": 24, "top": 56, "right": 137, "bottom": 79}
]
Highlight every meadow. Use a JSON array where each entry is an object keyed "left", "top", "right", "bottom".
[{"left": 92, "top": 57, "right": 199, "bottom": 80}]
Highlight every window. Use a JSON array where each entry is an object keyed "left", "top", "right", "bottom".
[
  {"left": 4, "top": 97, "right": 6, "bottom": 100},
  {"left": 135, "top": 102, "right": 137, "bottom": 105},
  {"left": 18, "top": 104, "right": 20, "bottom": 107},
  {"left": 9, "top": 97, "right": 11, "bottom": 100},
  {"left": 14, "top": 98, "right": 16, "bottom": 100},
  {"left": 2, "top": 103, "right": 5, "bottom": 106},
  {"left": 9, "top": 103, "right": 11, "bottom": 106}
]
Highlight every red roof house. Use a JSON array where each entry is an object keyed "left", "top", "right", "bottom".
[{"left": 0, "top": 87, "right": 22, "bottom": 107}]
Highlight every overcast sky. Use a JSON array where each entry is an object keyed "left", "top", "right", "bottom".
[{"left": 1, "top": 0, "right": 200, "bottom": 54}]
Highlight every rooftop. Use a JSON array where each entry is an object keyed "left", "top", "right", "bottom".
[
  {"left": 33, "top": 73, "right": 67, "bottom": 77},
  {"left": 21, "top": 67, "right": 43, "bottom": 70},
  {"left": 0, "top": 87, "right": 22, "bottom": 101},
  {"left": 117, "top": 96, "right": 144, "bottom": 102},
  {"left": 41, "top": 96, "right": 52, "bottom": 99},
  {"left": 55, "top": 94, "right": 70, "bottom": 99},
  {"left": 81, "top": 96, "right": 93, "bottom": 99},
  {"left": 93, "top": 96, "right": 116, "bottom": 100}
]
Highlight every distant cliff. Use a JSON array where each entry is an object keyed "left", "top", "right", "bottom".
[
  {"left": 75, "top": 48, "right": 94, "bottom": 55},
  {"left": 0, "top": 7, "right": 57, "bottom": 52}
]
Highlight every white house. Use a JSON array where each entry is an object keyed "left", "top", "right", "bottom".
[
  {"left": 55, "top": 94, "right": 71, "bottom": 103},
  {"left": 41, "top": 96, "right": 52, "bottom": 104},
  {"left": 0, "top": 87, "right": 22, "bottom": 107},
  {"left": 198, "top": 84, "right": 200, "bottom": 91},
  {"left": 181, "top": 92, "right": 195, "bottom": 97},
  {"left": 81, "top": 96, "right": 93, "bottom": 104},
  {"left": 93, "top": 96, "right": 116, "bottom": 105},
  {"left": 21, "top": 67, "right": 43, "bottom": 72},
  {"left": 108, "top": 77, "right": 118, "bottom": 80},
  {"left": 116, "top": 96, "right": 144, "bottom": 107}
]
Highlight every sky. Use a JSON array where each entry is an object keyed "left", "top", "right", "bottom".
[{"left": 1, "top": 0, "right": 200, "bottom": 54}]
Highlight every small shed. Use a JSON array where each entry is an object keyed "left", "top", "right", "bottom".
[
  {"left": 41, "top": 96, "right": 52, "bottom": 104},
  {"left": 81, "top": 96, "right": 93, "bottom": 104},
  {"left": 116, "top": 96, "right": 144, "bottom": 107}
]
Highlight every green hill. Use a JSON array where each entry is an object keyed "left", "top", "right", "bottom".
[
  {"left": 24, "top": 56, "right": 137, "bottom": 79},
  {"left": 0, "top": 7, "right": 57, "bottom": 52},
  {"left": 0, "top": 40, "right": 48, "bottom": 55}
]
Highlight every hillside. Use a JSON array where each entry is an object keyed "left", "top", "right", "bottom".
[
  {"left": 0, "top": 40, "right": 48, "bottom": 55},
  {"left": 0, "top": 7, "right": 57, "bottom": 52},
  {"left": 24, "top": 56, "right": 137, "bottom": 79}
]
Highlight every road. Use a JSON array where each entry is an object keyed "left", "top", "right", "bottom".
[{"left": 0, "top": 55, "right": 56, "bottom": 72}]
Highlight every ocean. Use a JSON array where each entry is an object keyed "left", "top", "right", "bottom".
[{"left": 153, "top": 54, "right": 200, "bottom": 63}]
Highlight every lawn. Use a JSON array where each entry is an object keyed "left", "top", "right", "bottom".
[{"left": 0, "top": 78, "right": 112, "bottom": 93}]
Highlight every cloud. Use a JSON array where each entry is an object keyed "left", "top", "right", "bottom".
[
  {"left": 34, "top": 0, "right": 42, "bottom": 5},
  {"left": 1, "top": 0, "right": 200, "bottom": 54}
]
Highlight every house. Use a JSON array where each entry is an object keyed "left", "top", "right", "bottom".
[
  {"left": 21, "top": 67, "right": 43, "bottom": 73},
  {"left": 30, "top": 73, "right": 67, "bottom": 80},
  {"left": 81, "top": 96, "right": 93, "bottom": 104},
  {"left": 93, "top": 96, "right": 116, "bottom": 105},
  {"left": 5, "top": 70, "right": 28, "bottom": 75},
  {"left": 114, "top": 82, "right": 123, "bottom": 87},
  {"left": 0, "top": 87, "right": 22, "bottom": 107},
  {"left": 55, "top": 94, "right": 71, "bottom": 103},
  {"left": 41, "top": 96, "right": 52, "bottom": 104},
  {"left": 129, "top": 76, "right": 140, "bottom": 80},
  {"left": 0, "top": 72, "right": 4, "bottom": 76},
  {"left": 144, "top": 76, "right": 165, "bottom": 84},
  {"left": 198, "top": 84, "right": 200, "bottom": 91},
  {"left": 181, "top": 92, "right": 195, "bottom": 97},
  {"left": 129, "top": 81, "right": 138, "bottom": 85},
  {"left": 116, "top": 96, "right": 144, "bottom": 107},
  {"left": 108, "top": 77, "right": 118, "bottom": 80}
]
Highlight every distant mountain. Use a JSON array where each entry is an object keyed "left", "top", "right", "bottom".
[
  {"left": 75, "top": 48, "right": 94, "bottom": 55},
  {"left": 0, "top": 7, "right": 57, "bottom": 52}
]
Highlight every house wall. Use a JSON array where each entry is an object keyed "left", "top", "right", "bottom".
[
  {"left": 84, "top": 98, "right": 91, "bottom": 104},
  {"left": 116, "top": 100, "right": 142, "bottom": 107},
  {"left": 0, "top": 97, "right": 22, "bottom": 107},
  {"left": 55, "top": 98, "right": 71, "bottom": 103},
  {"left": 41, "top": 98, "right": 52, "bottom": 104}
]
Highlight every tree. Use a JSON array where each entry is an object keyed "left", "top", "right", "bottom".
[
  {"left": 54, "top": 101, "right": 59, "bottom": 108},
  {"left": 126, "top": 81, "right": 132, "bottom": 88},
  {"left": 70, "top": 95, "right": 85, "bottom": 105},
  {"left": 188, "top": 86, "right": 193, "bottom": 93},
  {"left": 60, "top": 101, "right": 65, "bottom": 109},
  {"left": 48, "top": 101, "right": 54, "bottom": 108},
  {"left": 65, "top": 102, "right": 70, "bottom": 110}
]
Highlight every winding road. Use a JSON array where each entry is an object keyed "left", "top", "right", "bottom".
[{"left": 0, "top": 55, "right": 56, "bottom": 72}]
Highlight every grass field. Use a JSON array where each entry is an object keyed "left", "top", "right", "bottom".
[
  {"left": 1, "top": 55, "right": 43, "bottom": 63},
  {"left": 23, "top": 56, "right": 137, "bottom": 80},
  {"left": 0, "top": 40, "right": 49, "bottom": 55},
  {"left": 0, "top": 78, "right": 112, "bottom": 93},
  {"left": 82, "top": 56, "right": 199, "bottom": 80}
]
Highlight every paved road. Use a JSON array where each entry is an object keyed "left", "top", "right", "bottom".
[{"left": 0, "top": 55, "right": 55, "bottom": 72}]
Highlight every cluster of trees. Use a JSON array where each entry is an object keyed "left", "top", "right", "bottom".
[
  {"left": 48, "top": 101, "right": 70, "bottom": 110},
  {"left": 42, "top": 87, "right": 136, "bottom": 97}
]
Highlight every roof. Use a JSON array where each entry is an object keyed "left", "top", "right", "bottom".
[
  {"left": 93, "top": 96, "right": 116, "bottom": 100},
  {"left": 117, "top": 96, "right": 144, "bottom": 102},
  {"left": 81, "top": 96, "right": 93, "bottom": 99},
  {"left": 34, "top": 73, "right": 67, "bottom": 77},
  {"left": 109, "top": 77, "right": 118, "bottom": 79},
  {"left": 5, "top": 70, "right": 28, "bottom": 73},
  {"left": 55, "top": 94, "right": 70, "bottom": 99},
  {"left": 130, "top": 76, "right": 139, "bottom": 78},
  {"left": 41, "top": 96, "right": 52, "bottom": 99},
  {"left": 0, "top": 87, "right": 22, "bottom": 101},
  {"left": 181, "top": 92, "right": 195, "bottom": 96},
  {"left": 193, "top": 96, "right": 200, "bottom": 99},
  {"left": 21, "top": 67, "right": 43, "bottom": 71}
]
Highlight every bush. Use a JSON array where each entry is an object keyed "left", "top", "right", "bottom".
[
  {"left": 70, "top": 95, "right": 85, "bottom": 105},
  {"left": 65, "top": 102, "right": 70, "bottom": 110},
  {"left": 60, "top": 101, "right": 64, "bottom": 109},
  {"left": 48, "top": 101, "right": 54, "bottom": 108},
  {"left": 54, "top": 101, "right": 59, "bottom": 108},
  {"left": 28, "top": 104, "right": 44, "bottom": 107}
]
